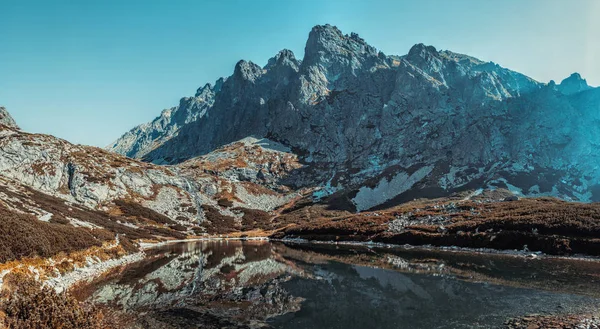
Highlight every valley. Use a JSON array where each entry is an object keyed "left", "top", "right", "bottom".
[{"left": 1, "top": 23, "right": 600, "bottom": 328}]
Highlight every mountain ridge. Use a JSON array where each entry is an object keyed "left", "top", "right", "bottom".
[{"left": 109, "top": 24, "right": 600, "bottom": 210}]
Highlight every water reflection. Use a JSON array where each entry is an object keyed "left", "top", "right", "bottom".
[{"left": 84, "top": 241, "right": 600, "bottom": 329}]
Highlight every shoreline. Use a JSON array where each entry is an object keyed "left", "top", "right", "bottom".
[
  {"left": 272, "top": 237, "right": 600, "bottom": 262},
  {"left": 17, "top": 233, "right": 600, "bottom": 297},
  {"left": 44, "top": 251, "right": 146, "bottom": 293},
  {"left": 144, "top": 235, "right": 600, "bottom": 263}
]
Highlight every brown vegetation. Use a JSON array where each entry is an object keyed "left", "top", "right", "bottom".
[
  {"left": 201, "top": 205, "right": 239, "bottom": 234},
  {"left": 142, "top": 226, "right": 187, "bottom": 240},
  {"left": 0, "top": 272, "right": 108, "bottom": 328},
  {"left": 0, "top": 182, "right": 187, "bottom": 249},
  {"left": 240, "top": 181, "right": 279, "bottom": 196},
  {"left": 114, "top": 199, "right": 174, "bottom": 225},
  {"left": 271, "top": 198, "right": 351, "bottom": 228},
  {"left": 169, "top": 223, "right": 188, "bottom": 231},
  {"left": 0, "top": 204, "right": 110, "bottom": 263},
  {"left": 233, "top": 207, "right": 272, "bottom": 231},
  {"left": 274, "top": 197, "right": 600, "bottom": 256},
  {"left": 217, "top": 198, "right": 234, "bottom": 208}
]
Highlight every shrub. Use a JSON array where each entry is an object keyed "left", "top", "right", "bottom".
[
  {"left": 114, "top": 199, "right": 174, "bottom": 225},
  {"left": 201, "top": 205, "right": 239, "bottom": 234},
  {"left": 169, "top": 223, "right": 188, "bottom": 232},
  {"left": 233, "top": 207, "right": 272, "bottom": 231},
  {"left": 142, "top": 226, "right": 187, "bottom": 240},
  {"left": 0, "top": 272, "right": 106, "bottom": 329},
  {"left": 217, "top": 198, "right": 234, "bottom": 208},
  {"left": 0, "top": 205, "right": 106, "bottom": 263}
]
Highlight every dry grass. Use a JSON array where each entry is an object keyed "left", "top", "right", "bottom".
[
  {"left": 217, "top": 198, "right": 234, "bottom": 208},
  {"left": 0, "top": 272, "right": 114, "bottom": 329},
  {"left": 0, "top": 204, "right": 110, "bottom": 263},
  {"left": 114, "top": 199, "right": 174, "bottom": 225},
  {"left": 240, "top": 181, "right": 279, "bottom": 196},
  {"left": 200, "top": 205, "right": 239, "bottom": 234},
  {"left": 0, "top": 183, "right": 186, "bottom": 252},
  {"left": 234, "top": 207, "right": 272, "bottom": 231},
  {"left": 275, "top": 198, "right": 600, "bottom": 256}
]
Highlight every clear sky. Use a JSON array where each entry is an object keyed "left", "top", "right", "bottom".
[{"left": 2, "top": 0, "right": 598, "bottom": 147}]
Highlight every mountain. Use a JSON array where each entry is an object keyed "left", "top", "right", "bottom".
[
  {"left": 557, "top": 73, "right": 592, "bottom": 95},
  {"left": 109, "top": 24, "right": 600, "bottom": 211}
]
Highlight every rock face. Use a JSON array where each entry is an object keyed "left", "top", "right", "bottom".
[
  {"left": 110, "top": 24, "right": 600, "bottom": 210},
  {"left": 0, "top": 107, "right": 18, "bottom": 129}
]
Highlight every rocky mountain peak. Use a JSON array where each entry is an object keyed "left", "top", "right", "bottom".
[
  {"left": 558, "top": 72, "right": 592, "bottom": 95},
  {"left": 300, "top": 24, "right": 389, "bottom": 89},
  {"left": 304, "top": 24, "right": 378, "bottom": 59},
  {"left": 265, "top": 49, "right": 300, "bottom": 72},
  {"left": 407, "top": 43, "right": 440, "bottom": 59},
  {"left": 233, "top": 60, "right": 263, "bottom": 83},
  {"left": 0, "top": 106, "right": 19, "bottom": 129},
  {"left": 195, "top": 83, "right": 213, "bottom": 98},
  {"left": 404, "top": 43, "right": 448, "bottom": 85}
]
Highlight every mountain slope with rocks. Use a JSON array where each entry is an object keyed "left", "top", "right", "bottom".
[
  {"left": 0, "top": 110, "right": 305, "bottom": 240},
  {"left": 110, "top": 24, "right": 600, "bottom": 211}
]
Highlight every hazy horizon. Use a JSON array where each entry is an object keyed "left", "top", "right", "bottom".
[{"left": 2, "top": 0, "right": 599, "bottom": 147}]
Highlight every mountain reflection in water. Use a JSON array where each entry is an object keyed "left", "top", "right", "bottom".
[{"left": 80, "top": 240, "right": 600, "bottom": 329}]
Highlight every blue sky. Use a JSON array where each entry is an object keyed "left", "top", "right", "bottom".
[{"left": 2, "top": 0, "right": 599, "bottom": 147}]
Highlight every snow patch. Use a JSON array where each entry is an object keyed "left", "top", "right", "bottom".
[{"left": 353, "top": 165, "right": 433, "bottom": 211}]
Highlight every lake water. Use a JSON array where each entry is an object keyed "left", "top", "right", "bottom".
[{"left": 80, "top": 240, "right": 600, "bottom": 328}]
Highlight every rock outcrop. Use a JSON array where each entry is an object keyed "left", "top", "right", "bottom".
[
  {"left": 107, "top": 24, "right": 599, "bottom": 210},
  {"left": 0, "top": 106, "right": 18, "bottom": 129},
  {"left": 557, "top": 73, "right": 592, "bottom": 95}
]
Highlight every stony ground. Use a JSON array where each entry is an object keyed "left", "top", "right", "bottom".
[{"left": 505, "top": 314, "right": 600, "bottom": 329}]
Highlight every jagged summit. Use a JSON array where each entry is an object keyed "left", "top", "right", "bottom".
[
  {"left": 407, "top": 43, "right": 438, "bottom": 58},
  {"left": 0, "top": 106, "right": 19, "bottom": 129},
  {"left": 265, "top": 49, "right": 300, "bottom": 71},
  {"left": 109, "top": 24, "right": 600, "bottom": 209},
  {"left": 233, "top": 60, "right": 263, "bottom": 82},
  {"left": 304, "top": 24, "right": 376, "bottom": 57},
  {"left": 302, "top": 24, "right": 384, "bottom": 79},
  {"left": 558, "top": 72, "right": 592, "bottom": 95}
]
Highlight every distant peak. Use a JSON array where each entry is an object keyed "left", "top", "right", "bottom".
[
  {"left": 558, "top": 72, "right": 591, "bottom": 95},
  {"left": 310, "top": 24, "right": 343, "bottom": 37},
  {"left": 407, "top": 43, "right": 439, "bottom": 59},
  {"left": 214, "top": 77, "right": 226, "bottom": 92},
  {"left": 303, "top": 24, "right": 379, "bottom": 73},
  {"left": 195, "top": 83, "right": 213, "bottom": 97},
  {"left": 265, "top": 49, "right": 299, "bottom": 70},
  {"left": 233, "top": 60, "right": 263, "bottom": 82},
  {"left": 305, "top": 24, "right": 345, "bottom": 55}
]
